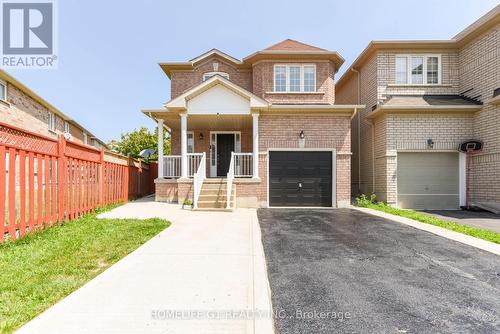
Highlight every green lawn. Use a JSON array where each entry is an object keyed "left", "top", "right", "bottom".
[
  {"left": 356, "top": 194, "right": 500, "bottom": 244},
  {"left": 0, "top": 206, "right": 170, "bottom": 333}
]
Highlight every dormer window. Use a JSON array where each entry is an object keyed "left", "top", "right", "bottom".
[
  {"left": 274, "top": 64, "right": 316, "bottom": 92},
  {"left": 203, "top": 72, "right": 229, "bottom": 81},
  {"left": 395, "top": 55, "right": 441, "bottom": 85}
]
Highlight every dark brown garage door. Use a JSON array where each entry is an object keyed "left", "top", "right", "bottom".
[{"left": 269, "top": 151, "right": 333, "bottom": 207}]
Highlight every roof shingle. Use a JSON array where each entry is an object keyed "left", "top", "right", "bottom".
[{"left": 263, "top": 39, "right": 327, "bottom": 52}]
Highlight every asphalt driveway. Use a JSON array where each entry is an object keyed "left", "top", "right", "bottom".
[{"left": 258, "top": 208, "right": 500, "bottom": 334}]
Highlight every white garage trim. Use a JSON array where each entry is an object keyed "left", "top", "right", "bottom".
[
  {"left": 459, "top": 152, "right": 466, "bottom": 207},
  {"left": 266, "top": 148, "right": 337, "bottom": 209}
]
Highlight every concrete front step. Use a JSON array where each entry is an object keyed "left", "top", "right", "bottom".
[
  {"left": 198, "top": 201, "right": 235, "bottom": 209},
  {"left": 198, "top": 194, "right": 234, "bottom": 201},
  {"left": 200, "top": 184, "right": 228, "bottom": 189},
  {"left": 196, "top": 179, "right": 235, "bottom": 209}
]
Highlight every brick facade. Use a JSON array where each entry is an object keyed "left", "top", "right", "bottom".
[
  {"left": 336, "top": 16, "right": 500, "bottom": 206},
  {"left": 458, "top": 24, "right": 500, "bottom": 202},
  {"left": 156, "top": 41, "right": 352, "bottom": 208},
  {"left": 252, "top": 61, "right": 336, "bottom": 104},
  {"left": 157, "top": 113, "right": 352, "bottom": 208},
  {"left": 170, "top": 57, "right": 252, "bottom": 99},
  {"left": 0, "top": 80, "right": 101, "bottom": 148}
]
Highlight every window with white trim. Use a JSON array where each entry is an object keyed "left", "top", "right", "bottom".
[
  {"left": 202, "top": 72, "right": 229, "bottom": 81},
  {"left": 187, "top": 131, "right": 194, "bottom": 153},
  {"left": 273, "top": 64, "right": 316, "bottom": 92},
  {"left": 395, "top": 55, "right": 441, "bottom": 85},
  {"left": 0, "top": 80, "right": 6, "bottom": 101},
  {"left": 83, "top": 132, "right": 88, "bottom": 145},
  {"left": 64, "top": 121, "right": 70, "bottom": 133},
  {"left": 47, "top": 112, "right": 56, "bottom": 132}
]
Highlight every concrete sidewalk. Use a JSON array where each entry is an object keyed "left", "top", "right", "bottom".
[{"left": 17, "top": 197, "right": 274, "bottom": 334}]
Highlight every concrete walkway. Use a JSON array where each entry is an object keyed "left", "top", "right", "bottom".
[{"left": 17, "top": 197, "right": 274, "bottom": 334}]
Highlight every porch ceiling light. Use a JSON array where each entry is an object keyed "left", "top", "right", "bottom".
[{"left": 299, "top": 130, "right": 305, "bottom": 139}]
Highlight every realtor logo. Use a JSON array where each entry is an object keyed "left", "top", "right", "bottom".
[{"left": 1, "top": 0, "right": 57, "bottom": 68}]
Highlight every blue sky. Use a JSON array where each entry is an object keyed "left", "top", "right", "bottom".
[{"left": 7, "top": 0, "right": 499, "bottom": 142}]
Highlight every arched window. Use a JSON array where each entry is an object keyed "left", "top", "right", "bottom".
[{"left": 202, "top": 72, "right": 229, "bottom": 81}]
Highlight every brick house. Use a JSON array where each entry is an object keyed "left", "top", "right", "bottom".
[
  {"left": 0, "top": 69, "right": 106, "bottom": 149},
  {"left": 336, "top": 5, "right": 500, "bottom": 210},
  {"left": 144, "top": 40, "right": 362, "bottom": 209}
]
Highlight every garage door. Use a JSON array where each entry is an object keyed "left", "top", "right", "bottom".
[
  {"left": 269, "top": 151, "right": 333, "bottom": 207},
  {"left": 397, "top": 152, "right": 459, "bottom": 210}
]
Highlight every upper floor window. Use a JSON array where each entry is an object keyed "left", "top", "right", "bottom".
[
  {"left": 0, "top": 80, "right": 6, "bottom": 101},
  {"left": 64, "top": 121, "right": 70, "bottom": 133},
  {"left": 47, "top": 112, "right": 56, "bottom": 132},
  {"left": 92, "top": 138, "right": 100, "bottom": 148},
  {"left": 83, "top": 132, "right": 88, "bottom": 145},
  {"left": 395, "top": 55, "right": 441, "bottom": 85},
  {"left": 274, "top": 64, "right": 316, "bottom": 92},
  {"left": 202, "top": 72, "right": 229, "bottom": 81}
]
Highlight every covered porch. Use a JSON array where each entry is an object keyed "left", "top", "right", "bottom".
[
  {"left": 143, "top": 75, "right": 268, "bottom": 209},
  {"left": 156, "top": 113, "right": 259, "bottom": 179}
]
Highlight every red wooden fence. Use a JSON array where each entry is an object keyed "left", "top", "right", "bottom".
[{"left": 0, "top": 122, "right": 156, "bottom": 242}]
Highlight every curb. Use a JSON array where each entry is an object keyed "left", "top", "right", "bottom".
[{"left": 353, "top": 206, "right": 500, "bottom": 256}]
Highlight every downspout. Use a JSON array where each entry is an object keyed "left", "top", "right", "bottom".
[{"left": 351, "top": 68, "right": 362, "bottom": 194}]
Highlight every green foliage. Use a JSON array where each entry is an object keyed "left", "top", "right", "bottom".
[
  {"left": 355, "top": 193, "right": 378, "bottom": 207},
  {"left": 0, "top": 210, "right": 169, "bottom": 333},
  {"left": 355, "top": 194, "right": 500, "bottom": 244},
  {"left": 110, "top": 127, "right": 171, "bottom": 162},
  {"left": 183, "top": 198, "right": 193, "bottom": 206}
]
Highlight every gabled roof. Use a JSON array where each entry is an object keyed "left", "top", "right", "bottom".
[
  {"left": 243, "top": 39, "right": 344, "bottom": 71},
  {"left": 336, "top": 4, "right": 500, "bottom": 89},
  {"left": 159, "top": 40, "right": 345, "bottom": 78},
  {"left": 159, "top": 48, "right": 248, "bottom": 78},
  {"left": 263, "top": 39, "right": 327, "bottom": 52},
  {"left": 189, "top": 48, "right": 242, "bottom": 65},
  {"left": 165, "top": 75, "right": 269, "bottom": 110}
]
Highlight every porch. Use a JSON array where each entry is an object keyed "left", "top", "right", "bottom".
[{"left": 155, "top": 113, "right": 261, "bottom": 210}]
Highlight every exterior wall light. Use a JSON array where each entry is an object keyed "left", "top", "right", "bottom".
[
  {"left": 199, "top": 132, "right": 204, "bottom": 141},
  {"left": 427, "top": 139, "right": 434, "bottom": 149},
  {"left": 298, "top": 130, "right": 305, "bottom": 148}
]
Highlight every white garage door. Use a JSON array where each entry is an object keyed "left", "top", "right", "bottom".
[{"left": 397, "top": 152, "right": 460, "bottom": 210}]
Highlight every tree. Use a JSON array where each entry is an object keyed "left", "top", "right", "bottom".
[{"left": 110, "top": 127, "right": 170, "bottom": 162}]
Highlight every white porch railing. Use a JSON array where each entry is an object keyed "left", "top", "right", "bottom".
[
  {"left": 226, "top": 152, "right": 235, "bottom": 209},
  {"left": 163, "top": 153, "right": 204, "bottom": 178},
  {"left": 163, "top": 155, "right": 181, "bottom": 178},
  {"left": 187, "top": 153, "right": 204, "bottom": 177},
  {"left": 234, "top": 153, "right": 253, "bottom": 177},
  {"left": 193, "top": 152, "right": 206, "bottom": 210}
]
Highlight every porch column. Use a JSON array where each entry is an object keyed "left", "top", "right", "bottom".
[
  {"left": 180, "top": 112, "right": 188, "bottom": 178},
  {"left": 157, "top": 119, "right": 164, "bottom": 178},
  {"left": 252, "top": 112, "right": 259, "bottom": 178}
]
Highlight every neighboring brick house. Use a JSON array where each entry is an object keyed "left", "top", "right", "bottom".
[
  {"left": 336, "top": 5, "right": 500, "bottom": 210},
  {"left": 0, "top": 69, "right": 106, "bottom": 149},
  {"left": 144, "top": 40, "right": 362, "bottom": 209}
]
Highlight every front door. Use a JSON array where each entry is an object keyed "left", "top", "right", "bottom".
[{"left": 216, "top": 134, "right": 235, "bottom": 176}]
